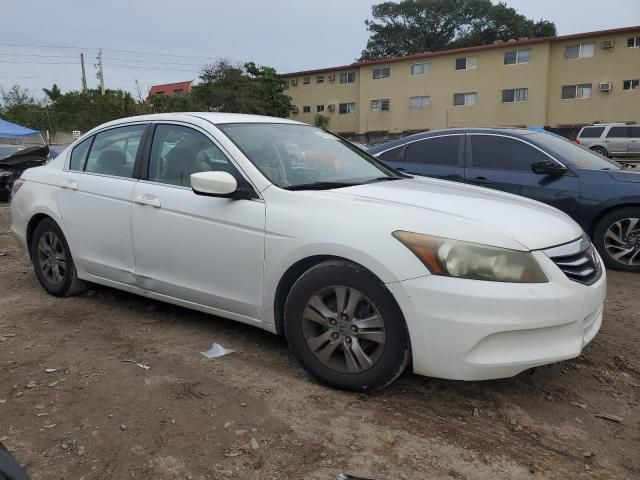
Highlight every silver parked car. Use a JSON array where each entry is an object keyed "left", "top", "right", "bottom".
[{"left": 576, "top": 124, "right": 640, "bottom": 158}]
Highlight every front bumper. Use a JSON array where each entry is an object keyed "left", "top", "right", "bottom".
[{"left": 388, "top": 250, "right": 606, "bottom": 381}]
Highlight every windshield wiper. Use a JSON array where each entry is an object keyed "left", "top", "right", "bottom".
[
  {"left": 362, "top": 176, "right": 404, "bottom": 184},
  {"left": 284, "top": 181, "right": 359, "bottom": 191}
]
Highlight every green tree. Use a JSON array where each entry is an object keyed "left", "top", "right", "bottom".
[
  {"left": 42, "top": 84, "right": 62, "bottom": 103},
  {"left": 314, "top": 114, "right": 330, "bottom": 130},
  {"left": 359, "top": 0, "right": 556, "bottom": 60}
]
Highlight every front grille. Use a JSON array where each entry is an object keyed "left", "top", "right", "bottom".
[{"left": 543, "top": 236, "right": 602, "bottom": 285}]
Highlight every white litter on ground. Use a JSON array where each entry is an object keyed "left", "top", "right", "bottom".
[{"left": 200, "top": 343, "right": 235, "bottom": 359}]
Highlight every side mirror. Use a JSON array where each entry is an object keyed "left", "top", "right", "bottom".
[
  {"left": 191, "top": 171, "right": 238, "bottom": 197},
  {"left": 531, "top": 159, "right": 568, "bottom": 175}
]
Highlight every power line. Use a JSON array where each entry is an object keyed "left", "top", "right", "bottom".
[{"left": 0, "top": 52, "right": 205, "bottom": 67}]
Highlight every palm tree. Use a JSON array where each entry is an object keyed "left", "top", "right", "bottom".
[{"left": 42, "top": 84, "right": 62, "bottom": 102}]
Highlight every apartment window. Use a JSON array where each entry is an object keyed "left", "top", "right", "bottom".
[
  {"left": 303, "top": 76, "right": 310, "bottom": 85},
  {"left": 316, "top": 105, "right": 325, "bottom": 113},
  {"left": 502, "top": 88, "right": 529, "bottom": 103},
  {"left": 561, "top": 84, "right": 592, "bottom": 100},
  {"left": 628, "top": 36, "right": 640, "bottom": 48},
  {"left": 564, "top": 42, "right": 595, "bottom": 60},
  {"left": 340, "top": 72, "right": 356, "bottom": 84},
  {"left": 316, "top": 75, "right": 324, "bottom": 84},
  {"left": 453, "top": 92, "right": 477, "bottom": 106},
  {"left": 339, "top": 102, "right": 356, "bottom": 114},
  {"left": 410, "top": 62, "right": 432, "bottom": 75},
  {"left": 504, "top": 49, "right": 530, "bottom": 65},
  {"left": 409, "top": 96, "right": 431, "bottom": 109},
  {"left": 303, "top": 106, "right": 311, "bottom": 113},
  {"left": 281, "top": 80, "right": 289, "bottom": 91},
  {"left": 623, "top": 79, "right": 640, "bottom": 90},
  {"left": 372, "top": 67, "right": 390, "bottom": 79},
  {"left": 455, "top": 56, "right": 478, "bottom": 70},
  {"left": 370, "top": 99, "right": 390, "bottom": 111}
]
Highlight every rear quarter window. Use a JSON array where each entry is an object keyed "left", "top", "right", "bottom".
[
  {"left": 579, "top": 127, "right": 604, "bottom": 138},
  {"left": 377, "top": 146, "right": 404, "bottom": 163},
  {"left": 69, "top": 137, "right": 93, "bottom": 171}
]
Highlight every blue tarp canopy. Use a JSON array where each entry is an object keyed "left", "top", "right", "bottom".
[{"left": 0, "top": 118, "right": 39, "bottom": 138}]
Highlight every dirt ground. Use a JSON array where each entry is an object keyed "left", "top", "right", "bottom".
[{"left": 0, "top": 204, "right": 638, "bottom": 480}]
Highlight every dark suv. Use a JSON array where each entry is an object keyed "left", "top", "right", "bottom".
[{"left": 369, "top": 128, "right": 640, "bottom": 272}]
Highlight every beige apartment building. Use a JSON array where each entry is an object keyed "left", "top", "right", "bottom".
[{"left": 281, "top": 26, "right": 640, "bottom": 140}]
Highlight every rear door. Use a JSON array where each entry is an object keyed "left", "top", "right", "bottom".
[
  {"left": 604, "top": 126, "right": 630, "bottom": 156},
  {"left": 57, "top": 123, "right": 147, "bottom": 283},
  {"left": 628, "top": 126, "right": 640, "bottom": 155},
  {"left": 465, "top": 133, "right": 582, "bottom": 218},
  {"left": 377, "top": 134, "right": 465, "bottom": 182}
]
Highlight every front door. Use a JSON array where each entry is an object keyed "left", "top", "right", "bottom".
[
  {"left": 604, "top": 126, "right": 630, "bottom": 156},
  {"left": 131, "top": 123, "right": 266, "bottom": 319},
  {"left": 628, "top": 126, "right": 640, "bottom": 155},
  {"left": 465, "top": 133, "right": 581, "bottom": 218},
  {"left": 57, "top": 123, "right": 147, "bottom": 283}
]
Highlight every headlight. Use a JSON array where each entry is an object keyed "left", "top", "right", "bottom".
[{"left": 392, "top": 231, "right": 548, "bottom": 283}]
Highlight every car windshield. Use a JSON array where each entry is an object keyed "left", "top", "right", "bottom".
[
  {"left": 531, "top": 133, "right": 621, "bottom": 171},
  {"left": 217, "top": 123, "right": 400, "bottom": 189}
]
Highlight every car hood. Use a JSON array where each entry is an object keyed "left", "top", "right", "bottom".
[
  {"left": 332, "top": 177, "right": 583, "bottom": 251},
  {"left": 608, "top": 170, "right": 640, "bottom": 183}
]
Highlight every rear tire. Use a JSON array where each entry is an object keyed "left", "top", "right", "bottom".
[
  {"left": 284, "top": 260, "right": 410, "bottom": 392},
  {"left": 30, "top": 218, "right": 86, "bottom": 296},
  {"left": 591, "top": 146, "right": 608, "bottom": 157},
  {"left": 593, "top": 207, "right": 640, "bottom": 272}
]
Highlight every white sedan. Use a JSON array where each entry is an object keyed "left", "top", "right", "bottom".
[{"left": 10, "top": 113, "right": 606, "bottom": 391}]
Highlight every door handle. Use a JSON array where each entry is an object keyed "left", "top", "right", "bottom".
[
  {"left": 134, "top": 194, "right": 161, "bottom": 208},
  {"left": 469, "top": 176, "right": 493, "bottom": 185},
  {"left": 630, "top": 140, "right": 638, "bottom": 143},
  {"left": 61, "top": 179, "right": 78, "bottom": 190}
]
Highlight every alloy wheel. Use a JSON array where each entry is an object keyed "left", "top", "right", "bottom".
[
  {"left": 604, "top": 218, "right": 640, "bottom": 266},
  {"left": 37, "top": 231, "right": 67, "bottom": 284},
  {"left": 301, "top": 286, "right": 386, "bottom": 374}
]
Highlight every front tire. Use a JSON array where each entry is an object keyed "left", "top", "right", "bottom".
[
  {"left": 30, "top": 218, "right": 86, "bottom": 296},
  {"left": 284, "top": 260, "right": 410, "bottom": 392},
  {"left": 593, "top": 208, "right": 640, "bottom": 272},
  {"left": 591, "top": 146, "right": 608, "bottom": 157}
]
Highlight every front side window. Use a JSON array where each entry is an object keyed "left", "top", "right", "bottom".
[
  {"left": 502, "top": 88, "right": 528, "bottom": 103},
  {"left": 533, "top": 132, "right": 620, "bottom": 171},
  {"left": 628, "top": 36, "right": 640, "bottom": 48},
  {"left": 405, "top": 136, "right": 461, "bottom": 166},
  {"left": 579, "top": 127, "right": 605, "bottom": 138},
  {"left": 606, "top": 127, "right": 630, "bottom": 138},
  {"left": 148, "top": 124, "right": 234, "bottom": 187},
  {"left": 455, "top": 56, "right": 477, "bottom": 70},
  {"left": 83, "top": 125, "right": 145, "bottom": 178},
  {"left": 370, "top": 99, "right": 390, "bottom": 111},
  {"left": 564, "top": 42, "right": 595, "bottom": 59},
  {"left": 372, "top": 67, "right": 390, "bottom": 79},
  {"left": 409, "top": 96, "right": 431, "bottom": 109},
  {"left": 453, "top": 92, "right": 477, "bottom": 106},
  {"left": 339, "top": 102, "right": 356, "bottom": 114},
  {"left": 504, "top": 49, "right": 530, "bottom": 65},
  {"left": 69, "top": 137, "right": 93, "bottom": 171},
  {"left": 217, "top": 123, "right": 398, "bottom": 189},
  {"left": 410, "top": 62, "right": 431, "bottom": 75},
  {"left": 471, "top": 135, "right": 547, "bottom": 171},
  {"left": 623, "top": 79, "right": 640, "bottom": 90},
  {"left": 561, "top": 84, "right": 592, "bottom": 100},
  {"left": 339, "top": 72, "right": 356, "bottom": 84}
]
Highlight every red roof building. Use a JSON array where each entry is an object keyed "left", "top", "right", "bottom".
[{"left": 148, "top": 81, "right": 193, "bottom": 98}]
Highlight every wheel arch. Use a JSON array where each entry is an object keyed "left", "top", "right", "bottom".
[
  {"left": 26, "top": 213, "right": 55, "bottom": 253},
  {"left": 588, "top": 202, "right": 640, "bottom": 237}
]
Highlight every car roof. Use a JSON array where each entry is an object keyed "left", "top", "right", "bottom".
[
  {"left": 89, "top": 112, "right": 305, "bottom": 131},
  {"left": 367, "top": 127, "right": 536, "bottom": 154}
]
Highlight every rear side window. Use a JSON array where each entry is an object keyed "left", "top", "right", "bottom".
[
  {"left": 471, "top": 135, "right": 547, "bottom": 171},
  {"left": 630, "top": 126, "right": 640, "bottom": 138},
  {"left": 579, "top": 127, "right": 604, "bottom": 138},
  {"left": 377, "top": 146, "right": 404, "bottom": 163},
  {"left": 405, "top": 136, "right": 461, "bottom": 166},
  {"left": 69, "top": 137, "right": 93, "bottom": 171},
  {"left": 606, "top": 127, "right": 630, "bottom": 138},
  {"left": 84, "top": 125, "right": 146, "bottom": 178}
]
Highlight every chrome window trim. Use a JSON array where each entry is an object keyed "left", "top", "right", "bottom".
[{"left": 373, "top": 133, "right": 465, "bottom": 157}]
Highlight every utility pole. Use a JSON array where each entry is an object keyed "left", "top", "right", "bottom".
[
  {"left": 80, "top": 53, "right": 87, "bottom": 93},
  {"left": 96, "top": 49, "right": 105, "bottom": 95}
]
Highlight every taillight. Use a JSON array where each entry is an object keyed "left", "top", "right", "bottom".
[
  {"left": 11, "top": 179, "right": 25, "bottom": 198},
  {"left": 575, "top": 138, "right": 581, "bottom": 144}
]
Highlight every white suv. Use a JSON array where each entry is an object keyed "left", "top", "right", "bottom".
[{"left": 577, "top": 124, "right": 640, "bottom": 158}]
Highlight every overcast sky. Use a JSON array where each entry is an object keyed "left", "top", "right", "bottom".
[{"left": 1, "top": 0, "right": 639, "bottom": 100}]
